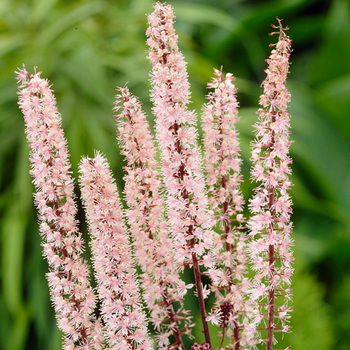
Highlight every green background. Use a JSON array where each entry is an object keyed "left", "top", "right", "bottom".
[{"left": 1, "top": 0, "right": 349, "bottom": 349}]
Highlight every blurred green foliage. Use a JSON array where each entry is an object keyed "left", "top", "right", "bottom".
[{"left": 1, "top": 0, "right": 349, "bottom": 349}]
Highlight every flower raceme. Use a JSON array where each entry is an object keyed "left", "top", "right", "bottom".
[
  {"left": 202, "top": 69, "right": 259, "bottom": 349},
  {"left": 114, "top": 86, "right": 193, "bottom": 349},
  {"left": 79, "top": 153, "right": 152, "bottom": 350},
  {"left": 17, "top": 2, "right": 293, "bottom": 350},
  {"left": 16, "top": 68, "right": 103, "bottom": 350},
  {"left": 146, "top": 3, "right": 218, "bottom": 346},
  {"left": 248, "top": 19, "right": 293, "bottom": 350}
]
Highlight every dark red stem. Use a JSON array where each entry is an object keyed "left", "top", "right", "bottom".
[{"left": 266, "top": 108, "right": 277, "bottom": 350}]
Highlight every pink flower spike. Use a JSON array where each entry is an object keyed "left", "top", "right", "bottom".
[
  {"left": 79, "top": 152, "right": 152, "bottom": 350},
  {"left": 248, "top": 19, "right": 294, "bottom": 350},
  {"left": 16, "top": 67, "right": 102, "bottom": 349},
  {"left": 202, "top": 68, "right": 259, "bottom": 348},
  {"left": 114, "top": 85, "right": 192, "bottom": 348},
  {"left": 147, "top": 2, "right": 214, "bottom": 346}
]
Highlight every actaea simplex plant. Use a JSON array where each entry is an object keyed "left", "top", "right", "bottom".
[{"left": 17, "top": 2, "right": 293, "bottom": 350}]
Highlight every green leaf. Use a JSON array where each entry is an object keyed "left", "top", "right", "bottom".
[
  {"left": 6, "top": 307, "right": 29, "bottom": 350},
  {"left": 284, "top": 266, "right": 333, "bottom": 350},
  {"left": 289, "top": 81, "right": 350, "bottom": 208},
  {"left": 37, "top": 2, "right": 105, "bottom": 46},
  {"left": 1, "top": 207, "right": 27, "bottom": 314},
  {"left": 0, "top": 33, "right": 24, "bottom": 57},
  {"left": 31, "top": 0, "right": 59, "bottom": 25},
  {"left": 173, "top": 2, "right": 239, "bottom": 32}
]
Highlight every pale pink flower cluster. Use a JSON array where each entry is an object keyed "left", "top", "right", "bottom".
[
  {"left": 17, "top": 4, "right": 294, "bottom": 350},
  {"left": 147, "top": 2, "right": 213, "bottom": 264},
  {"left": 202, "top": 69, "right": 258, "bottom": 348},
  {"left": 147, "top": 3, "right": 216, "bottom": 345},
  {"left": 248, "top": 20, "right": 293, "bottom": 349},
  {"left": 16, "top": 68, "right": 103, "bottom": 350},
  {"left": 79, "top": 153, "right": 152, "bottom": 350},
  {"left": 114, "top": 86, "right": 192, "bottom": 349}
]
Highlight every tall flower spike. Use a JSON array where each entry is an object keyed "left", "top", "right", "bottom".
[
  {"left": 147, "top": 2, "right": 214, "bottom": 346},
  {"left": 16, "top": 67, "right": 103, "bottom": 350},
  {"left": 202, "top": 69, "right": 258, "bottom": 349},
  {"left": 114, "top": 86, "right": 193, "bottom": 349},
  {"left": 248, "top": 19, "right": 294, "bottom": 350},
  {"left": 79, "top": 153, "right": 152, "bottom": 350}
]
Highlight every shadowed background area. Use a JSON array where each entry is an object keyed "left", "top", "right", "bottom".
[{"left": 0, "top": 0, "right": 349, "bottom": 349}]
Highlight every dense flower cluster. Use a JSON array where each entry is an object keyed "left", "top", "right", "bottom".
[
  {"left": 248, "top": 19, "right": 293, "bottom": 350},
  {"left": 79, "top": 153, "right": 151, "bottom": 350},
  {"left": 16, "top": 68, "right": 103, "bottom": 350},
  {"left": 147, "top": 2, "right": 214, "bottom": 264},
  {"left": 203, "top": 69, "right": 258, "bottom": 348},
  {"left": 114, "top": 86, "right": 192, "bottom": 349},
  {"left": 147, "top": 3, "right": 216, "bottom": 344},
  {"left": 17, "top": 3, "right": 293, "bottom": 350}
]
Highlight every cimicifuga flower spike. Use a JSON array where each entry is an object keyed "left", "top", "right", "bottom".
[
  {"left": 114, "top": 86, "right": 193, "bottom": 349},
  {"left": 16, "top": 67, "right": 103, "bottom": 350},
  {"left": 248, "top": 19, "right": 294, "bottom": 350},
  {"left": 79, "top": 153, "right": 152, "bottom": 350},
  {"left": 147, "top": 2, "right": 215, "bottom": 346},
  {"left": 202, "top": 69, "right": 258, "bottom": 349}
]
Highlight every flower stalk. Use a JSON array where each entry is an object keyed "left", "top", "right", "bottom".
[
  {"left": 248, "top": 18, "right": 294, "bottom": 350},
  {"left": 203, "top": 69, "right": 258, "bottom": 349},
  {"left": 114, "top": 86, "right": 192, "bottom": 349},
  {"left": 79, "top": 153, "right": 152, "bottom": 350},
  {"left": 16, "top": 68, "right": 103, "bottom": 350},
  {"left": 147, "top": 2, "right": 215, "bottom": 346}
]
